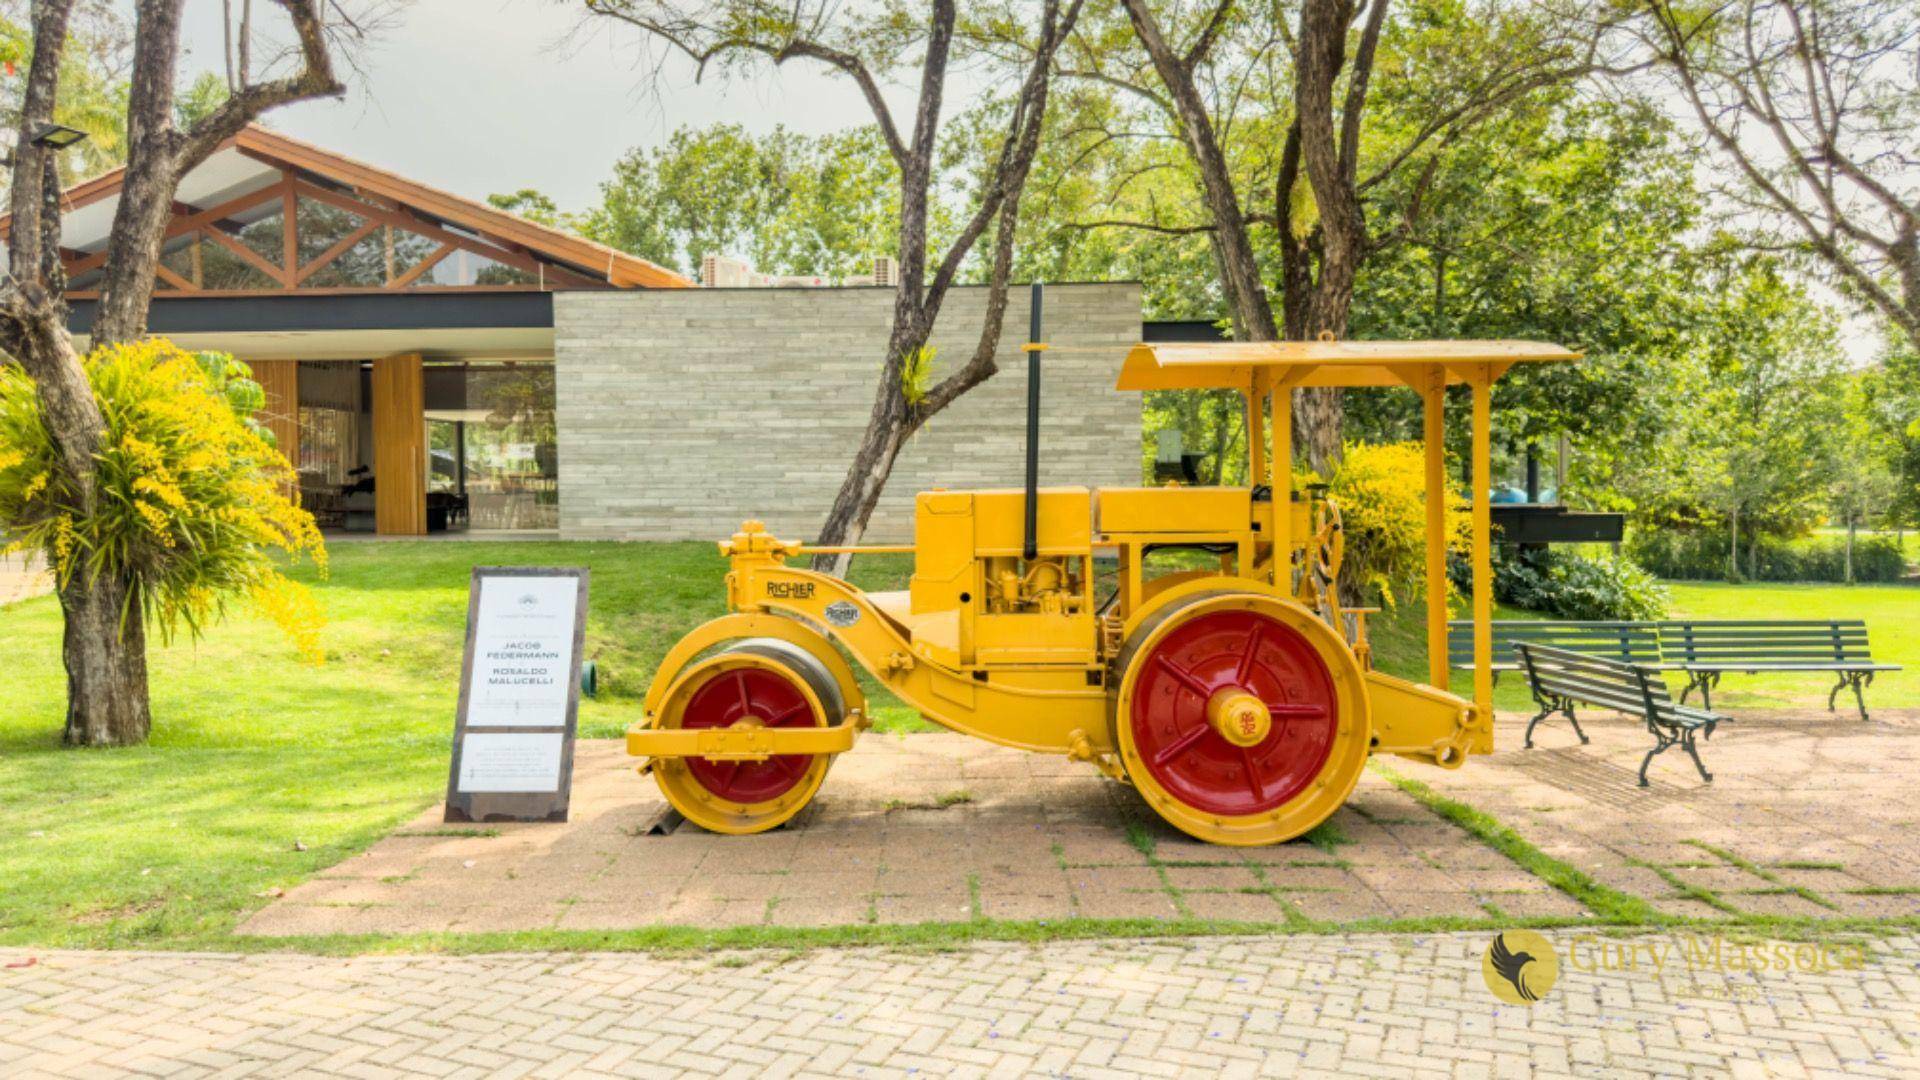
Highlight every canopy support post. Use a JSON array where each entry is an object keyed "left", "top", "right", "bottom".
[
  {"left": 1469, "top": 365, "right": 1494, "bottom": 726},
  {"left": 1246, "top": 372, "right": 1267, "bottom": 483},
  {"left": 1423, "top": 366, "right": 1449, "bottom": 690},
  {"left": 1247, "top": 371, "right": 1268, "bottom": 582},
  {"left": 1270, "top": 377, "right": 1291, "bottom": 582}
]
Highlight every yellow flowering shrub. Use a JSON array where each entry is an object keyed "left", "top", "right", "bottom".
[
  {"left": 0, "top": 341, "right": 326, "bottom": 662},
  {"left": 1323, "top": 441, "right": 1469, "bottom": 609}
]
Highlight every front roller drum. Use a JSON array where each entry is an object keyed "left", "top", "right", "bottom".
[
  {"left": 1113, "top": 592, "right": 1371, "bottom": 846},
  {"left": 650, "top": 639, "right": 845, "bottom": 835}
]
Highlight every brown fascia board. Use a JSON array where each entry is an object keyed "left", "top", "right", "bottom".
[{"left": 5, "top": 126, "right": 693, "bottom": 291}]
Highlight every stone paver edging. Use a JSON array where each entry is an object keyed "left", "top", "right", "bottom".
[{"left": 4, "top": 932, "right": 1917, "bottom": 1078}]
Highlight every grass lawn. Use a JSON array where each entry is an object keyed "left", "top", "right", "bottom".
[
  {"left": 1, "top": 539, "right": 1914, "bottom": 950},
  {"left": 0, "top": 541, "right": 917, "bottom": 948}
]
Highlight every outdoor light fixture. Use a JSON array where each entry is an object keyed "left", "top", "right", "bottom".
[{"left": 28, "top": 122, "right": 88, "bottom": 149}]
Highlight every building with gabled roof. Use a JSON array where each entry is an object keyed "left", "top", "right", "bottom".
[{"left": 1, "top": 125, "right": 1139, "bottom": 540}]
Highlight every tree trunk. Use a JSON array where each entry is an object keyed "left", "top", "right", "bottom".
[
  {"left": 1118, "top": 0, "right": 1274, "bottom": 345},
  {"left": 1728, "top": 507, "right": 1739, "bottom": 580},
  {"left": 3, "top": 0, "right": 340, "bottom": 749},
  {"left": 808, "top": 0, "right": 1081, "bottom": 570},
  {"left": 11, "top": 322, "right": 156, "bottom": 748},
  {"left": 812, "top": 319, "right": 922, "bottom": 575},
  {"left": 1846, "top": 517, "right": 1856, "bottom": 584},
  {"left": 60, "top": 574, "right": 151, "bottom": 746}
]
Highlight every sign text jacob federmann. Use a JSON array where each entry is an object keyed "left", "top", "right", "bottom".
[{"left": 485, "top": 641, "right": 561, "bottom": 686}]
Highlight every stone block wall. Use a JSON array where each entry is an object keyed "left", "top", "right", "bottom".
[{"left": 554, "top": 283, "right": 1142, "bottom": 541}]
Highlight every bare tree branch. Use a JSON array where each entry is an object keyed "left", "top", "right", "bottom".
[{"left": 1638, "top": 0, "right": 1920, "bottom": 346}]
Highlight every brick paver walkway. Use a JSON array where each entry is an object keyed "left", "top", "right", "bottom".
[
  {"left": 4, "top": 932, "right": 1916, "bottom": 1078},
  {"left": 243, "top": 711, "right": 1920, "bottom": 937}
]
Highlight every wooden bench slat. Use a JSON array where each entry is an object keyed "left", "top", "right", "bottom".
[
  {"left": 1678, "top": 647, "right": 1874, "bottom": 658},
  {"left": 1676, "top": 661, "right": 1901, "bottom": 671},
  {"left": 1668, "top": 633, "right": 1871, "bottom": 646},
  {"left": 1657, "top": 619, "right": 1867, "bottom": 628}
]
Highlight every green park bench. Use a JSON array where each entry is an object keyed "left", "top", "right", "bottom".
[
  {"left": 1658, "top": 619, "right": 1902, "bottom": 722},
  {"left": 1513, "top": 643, "right": 1725, "bottom": 786},
  {"left": 1446, "top": 620, "right": 1663, "bottom": 684}
]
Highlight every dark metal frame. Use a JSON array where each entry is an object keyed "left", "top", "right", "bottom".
[
  {"left": 444, "top": 566, "right": 591, "bottom": 823},
  {"left": 1514, "top": 643, "right": 1721, "bottom": 788}
]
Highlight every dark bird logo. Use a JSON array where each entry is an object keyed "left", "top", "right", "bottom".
[{"left": 1482, "top": 930, "right": 1558, "bottom": 1005}]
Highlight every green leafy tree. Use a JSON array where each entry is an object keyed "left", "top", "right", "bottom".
[
  {"left": 1, "top": 0, "right": 348, "bottom": 747},
  {"left": 173, "top": 70, "right": 230, "bottom": 130},
  {"left": 486, "top": 188, "right": 572, "bottom": 230},
  {"left": 1630, "top": 259, "right": 1847, "bottom": 578},
  {"left": 0, "top": 340, "right": 328, "bottom": 666},
  {"left": 1828, "top": 374, "right": 1901, "bottom": 582},
  {"left": 0, "top": 1, "right": 132, "bottom": 183},
  {"left": 578, "top": 125, "right": 903, "bottom": 282}
]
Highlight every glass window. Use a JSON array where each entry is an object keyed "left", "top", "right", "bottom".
[
  {"left": 422, "top": 362, "right": 557, "bottom": 531},
  {"left": 158, "top": 233, "right": 198, "bottom": 288},
  {"left": 306, "top": 232, "right": 389, "bottom": 288},
  {"left": 231, "top": 204, "right": 286, "bottom": 268},
  {"left": 387, "top": 226, "right": 444, "bottom": 280},
  {"left": 295, "top": 196, "right": 369, "bottom": 266},
  {"left": 419, "top": 248, "right": 539, "bottom": 287},
  {"left": 199, "top": 235, "right": 280, "bottom": 290}
]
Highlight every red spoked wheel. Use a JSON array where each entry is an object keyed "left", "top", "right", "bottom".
[
  {"left": 1114, "top": 592, "right": 1369, "bottom": 846},
  {"left": 652, "top": 639, "right": 843, "bottom": 834},
  {"left": 681, "top": 666, "right": 818, "bottom": 805},
  {"left": 1130, "top": 608, "right": 1337, "bottom": 816}
]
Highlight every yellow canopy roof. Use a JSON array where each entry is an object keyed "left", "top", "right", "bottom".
[{"left": 1114, "top": 339, "right": 1581, "bottom": 391}]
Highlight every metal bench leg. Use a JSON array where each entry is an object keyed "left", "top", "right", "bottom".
[
  {"left": 1523, "top": 695, "right": 1582, "bottom": 749},
  {"left": 1638, "top": 733, "right": 1673, "bottom": 788},
  {"left": 1680, "top": 729, "right": 1712, "bottom": 783},
  {"left": 1828, "top": 673, "right": 1848, "bottom": 712},
  {"left": 1680, "top": 672, "right": 1701, "bottom": 704},
  {"left": 1564, "top": 705, "right": 1589, "bottom": 746},
  {"left": 1523, "top": 705, "right": 1550, "bottom": 749},
  {"left": 1850, "top": 671, "right": 1870, "bottom": 722},
  {"left": 1700, "top": 672, "right": 1717, "bottom": 712}
]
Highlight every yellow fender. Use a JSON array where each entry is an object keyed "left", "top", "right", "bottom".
[{"left": 640, "top": 613, "right": 866, "bottom": 724}]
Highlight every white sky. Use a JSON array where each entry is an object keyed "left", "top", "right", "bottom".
[
  {"left": 174, "top": 0, "right": 904, "bottom": 210},
  {"left": 166, "top": 1, "right": 1889, "bottom": 360}
]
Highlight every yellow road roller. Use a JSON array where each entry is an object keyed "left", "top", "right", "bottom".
[{"left": 629, "top": 287, "right": 1579, "bottom": 845}]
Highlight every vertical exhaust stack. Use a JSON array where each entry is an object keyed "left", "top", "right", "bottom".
[{"left": 1023, "top": 282, "right": 1044, "bottom": 562}]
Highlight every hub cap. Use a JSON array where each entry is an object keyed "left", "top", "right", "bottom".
[
  {"left": 681, "top": 667, "right": 818, "bottom": 804},
  {"left": 1129, "top": 609, "right": 1337, "bottom": 817}
]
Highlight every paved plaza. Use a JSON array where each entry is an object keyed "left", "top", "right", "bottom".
[
  {"left": 8, "top": 706, "right": 1918, "bottom": 1076},
  {"left": 241, "top": 709, "right": 1920, "bottom": 936},
  {"left": 4, "top": 931, "right": 1917, "bottom": 1078}
]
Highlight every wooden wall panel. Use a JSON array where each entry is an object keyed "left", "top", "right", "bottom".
[
  {"left": 249, "top": 361, "right": 301, "bottom": 488},
  {"left": 371, "top": 353, "right": 426, "bottom": 536}
]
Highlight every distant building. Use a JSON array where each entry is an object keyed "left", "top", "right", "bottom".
[{"left": 1, "top": 127, "right": 1139, "bottom": 540}]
